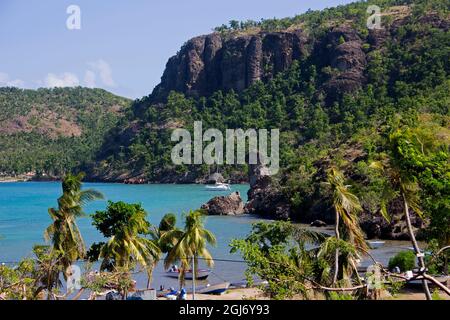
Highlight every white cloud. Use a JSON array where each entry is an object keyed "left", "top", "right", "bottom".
[
  {"left": 5, "top": 59, "right": 115, "bottom": 90},
  {"left": 0, "top": 72, "right": 25, "bottom": 87},
  {"left": 84, "top": 70, "right": 96, "bottom": 88},
  {"left": 44, "top": 72, "right": 80, "bottom": 88},
  {"left": 88, "top": 59, "right": 116, "bottom": 87}
]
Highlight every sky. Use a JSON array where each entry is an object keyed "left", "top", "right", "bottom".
[{"left": 0, "top": 0, "right": 356, "bottom": 99}]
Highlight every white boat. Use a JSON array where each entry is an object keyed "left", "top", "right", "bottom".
[
  {"left": 197, "top": 282, "right": 230, "bottom": 295},
  {"left": 367, "top": 241, "right": 385, "bottom": 249},
  {"left": 205, "top": 183, "right": 231, "bottom": 191},
  {"left": 165, "top": 269, "right": 210, "bottom": 280}
]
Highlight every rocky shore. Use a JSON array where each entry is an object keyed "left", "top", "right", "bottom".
[
  {"left": 198, "top": 159, "right": 426, "bottom": 241},
  {"left": 201, "top": 191, "right": 245, "bottom": 216}
]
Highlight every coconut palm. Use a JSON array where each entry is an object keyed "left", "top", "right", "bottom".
[
  {"left": 162, "top": 210, "right": 216, "bottom": 292},
  {"left": 151, "top": 213, "right": 179, "bottom": 254},
  {"left": 325, "top": 167, "right": 368, "bottom": 286},
  {"left": 147, "top": 213, "right": 179, "bottom": 287},
  {"left": 44, "top": 173, "right": 103, "bottom": 279},
  {"left": 94, "top": 202, "right": 161, "bottom": 286},
  {"left": 368, "top": 128, "right": 450, "bottom": 299},
  {"left": 370, "top": 147, "right": 434, "bottom": 299}
]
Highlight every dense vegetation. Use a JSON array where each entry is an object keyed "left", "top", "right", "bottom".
[
  {"left": 0, "top": 0, "right": 449, "bottom": 300},
  {"left": 88, "top": 0, "right": 449, "bottom": 277},
  {"left": 0, "top": 87, "right": 130, "bottom": 176},
  {"left": 95, "top": 0, "right": 448, "bottom": 179},
  {"left": 214, "top": 0, "right": 448, "bottom": 34}
]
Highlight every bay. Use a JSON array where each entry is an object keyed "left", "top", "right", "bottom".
[{"left": 0, "top": 182, "right": 261, "bottom": 289}]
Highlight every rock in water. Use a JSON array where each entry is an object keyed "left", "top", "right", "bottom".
[{"left": 201, "top": 192, "right": 245, "bottom": 216}]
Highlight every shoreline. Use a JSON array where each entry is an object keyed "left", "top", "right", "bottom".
[
  {"left": 0, "top": 177, "right": 250, "bottom": 185},
  {"left": 159, "top": 287, "right": 450, "bottom": 301}
]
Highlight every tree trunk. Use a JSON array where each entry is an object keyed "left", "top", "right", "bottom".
[
  {"left": 146, "top": 264, "right": 155, "bottom": 289},
  {"left": 402, "top": 192, "right": 432, "bottom": 300},
  {"left": 192, "top": 255, "right": 196, "bottom": 301},
  {"left": 333, "top": 209, "right": 340, "bottom": 286}
]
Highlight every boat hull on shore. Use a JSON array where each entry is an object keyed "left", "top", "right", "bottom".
[
  {"left": 165, "top": 269, "right": 210, "bottom": 280},
  {"left": 197, "top": 282, "right": 230, "bottom": 295}
]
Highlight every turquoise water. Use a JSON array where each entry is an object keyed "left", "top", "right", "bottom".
[{"left": 0, "top": 182, "right": 261, "bottom": 288}]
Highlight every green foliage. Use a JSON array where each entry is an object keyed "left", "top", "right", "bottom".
[
  {"left": 0, "top": 245, "right": 65, "bottom": 300},
  {"left": 91, "top": 201, "right": 150, "bottom": 238},
  {"left": 89, "top": 201, "right": 160, "bottom": 272},
  {"left": 213, "top": 0, "right": 450, "bottom": 35},
  {"left": 96, "top": 1, "right": 450, "bottom": 196},
  {"left": 432, "top": 289, "right": 444, "bottom": 300},
  {"left": 231, "top": 221, "right": 335, "bottom": 299},
  {"left": 162, "top": 210, "right": 216, "bottom": 288},
  {"left": 45, "top": 173, "right": 103, "bottom": 275},
  {"left": 388, "top": 251, "right": 416, "bottom": 272},
  {"left": 0, "top": 87, "right": 130, "bottom": 176},
  {"left": 245, "top": 221, "right": 295, "bottom": 252},
  {"left": 425, "top": 239, "right": 449, "bottom": 275},
  {"left": 328, "top": 292, "right": 355, "bottom": 300},
  {"left": 230, "top": 222, "right": 311, "bottom": 299}
]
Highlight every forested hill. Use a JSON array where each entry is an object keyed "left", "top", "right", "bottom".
[
  {"left": 86, "top": 0, "right": 449, "bottom": 185},
  {"left": 0, "top": 87, "right": 130, "bottom": 177}
]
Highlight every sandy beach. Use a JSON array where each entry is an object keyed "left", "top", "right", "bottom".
[
  {"left": 182, "top": 288, "right": 268, "bottom": 301},
  {"left": 159, "top": 287, "right": 450, "bottom": 301}
]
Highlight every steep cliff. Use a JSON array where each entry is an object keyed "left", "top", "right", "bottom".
[{"left": 151, "top": 30, "right": 308, "bottom": 100}]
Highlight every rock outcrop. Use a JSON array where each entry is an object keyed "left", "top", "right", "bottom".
[
  {"left": 152, "top": 30, "right": 308, "bottom": 100},
  {"left": 245, "top": 162, "right": 291, "bottom": 220},
  {"left": 321, "top": 26, "right": 367, "bottom": 103},
  {"left": 151, "top": 24, "right": 372, "bottom": 105},
  {"left": 201, "top": 191, "right": 245, "bottom": 216},
  {"left": 360, "top": 198, "right": 427, "bottom": 240}
]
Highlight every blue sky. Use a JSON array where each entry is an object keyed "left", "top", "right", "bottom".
[{"left": 0, "top": 0, "right": 355, "bottom": 99}]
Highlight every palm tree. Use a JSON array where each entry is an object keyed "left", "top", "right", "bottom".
[
  {"left": 370, "top": 156, "right": 433, "bottom": 299},
  {"left": 93, "top": 202, "right": 160, "bottom": 291},
  {"left": 44, "top": 173, "right": 103, "bottom": 280},
  {"left": 151, "top": 213, "right": 179, "bottom": 254},
  {"left": 325, "top": 167, "right": 368, "bottom": 286},
  {"left": 147, "top": 213, "right": 179, "bottom": 288},
  {"left": 162, "top": 210, "right": 216, "bottom": 295}
]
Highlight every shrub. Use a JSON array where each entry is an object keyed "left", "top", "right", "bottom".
[{"left": 388, "top": 251, "right": 416, "bottom": 272}]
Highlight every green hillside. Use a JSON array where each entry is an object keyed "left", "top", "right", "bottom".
[
  {"left": 88, "top": 0, "right": 449, "bottom": 183},
  {"left": 0, "top": 87, "right": 130, "bottom": 177}
]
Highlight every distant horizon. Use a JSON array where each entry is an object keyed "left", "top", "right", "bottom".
[{"left": 0, "top": 0, "right": 356, "bottom": 99}]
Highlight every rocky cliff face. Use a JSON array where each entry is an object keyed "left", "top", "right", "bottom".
[
  {"left": 150, "top": 24, "right": 379, "bottom": 104},
  {"left": 321, "top": 26, "right": 367, "bottom": 103},
  {"left": 152, "top": 30, "right": 308, "bottom": 100}
]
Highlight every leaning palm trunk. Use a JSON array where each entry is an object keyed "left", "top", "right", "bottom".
[
  {"left": 146, "top": 261, "right": 157, "bottom": 289},
  {"left": 192, "top": 254, "right": 197, "bottom": 300},
  {"left": 402, "top": 192, "right": 432, "bottom": 300},
  {"left": 333, "top": 210, "right": 340, "bottom": 286}
]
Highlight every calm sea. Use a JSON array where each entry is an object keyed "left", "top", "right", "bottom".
[{"left": 0, "top": 182, "right": 264, "bottom": 289}]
